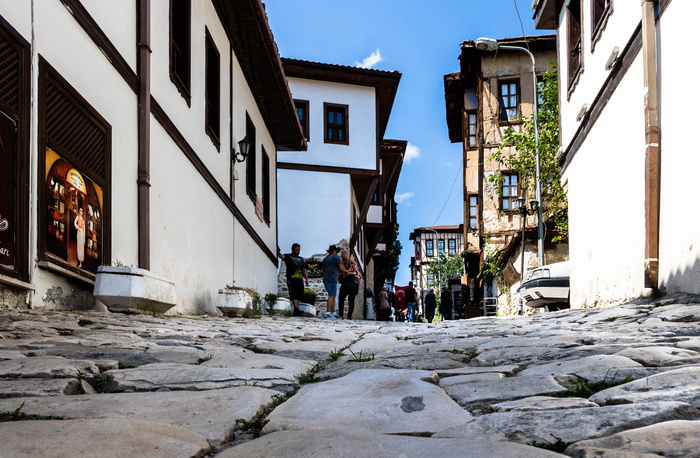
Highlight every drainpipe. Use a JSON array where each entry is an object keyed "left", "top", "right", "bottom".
[
  {"left": 642, "top": 0, "right": 659, "bottom": 290},
  {"left": 137, "top": 0, "right": 151, "bottom": 270}
]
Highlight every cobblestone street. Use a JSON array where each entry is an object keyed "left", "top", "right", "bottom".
[{"left": 2, "top": 295, "right": 700, "bottom": 457}]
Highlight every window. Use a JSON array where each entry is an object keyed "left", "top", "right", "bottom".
[
  {"left": 499, "top": 80, "right": 519, "bottom": 122},
  {"left": 438, "top": 239, "right": 445, "bottom": 254},
  {"left": 245, "top": 114, "right": 256, "bottom": 200},
  {"left": 567, "top": 0, "right": 582, "bottom": 87},
  {"left": 262, "top": 148, "right": 270, "bottom": 224},
  {"left": 204, "top": 29, "right": 220, "bottom": 147},
  {"left": 448, "top": 239, "right": 456, "bottom": 255},
  {"left": 324, "top": 103, "right": 348, "bottom": 144},
  {"left": 467, "top": 111, "right": 477, "bottom": 148},
  {"left": 469, "top": 195, "right": 478, "bottom": 229},
  {"left": 294, "top": 100, "right": 309, "bottom": 141},
  {"left": 372, "top": 191, "right": 379, "bottom": 204},
  {"left": 592, "top": 0, "right": 612, "bottom": 39},
  {"left": 501, "top": 173, "right": 519, "bottom": 211},
  {"left": 426, "top": 240, "right": 434, "bottom": 257},
  {"left": 169, "top": 0, "right": 191, "bottom": 103},
  {"left": 427, "top": 274, "right": 435, "bottom": 283}
]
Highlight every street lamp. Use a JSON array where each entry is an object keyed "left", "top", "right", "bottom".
[
  {"left": 512, "top": 197, "right": 540, "bottom": 282},
  {"left": 474, "top": 37, "right": 544, "bottom": 267},
  {"left": 417, "top": 226, "right": 440, "bottom": 291}
]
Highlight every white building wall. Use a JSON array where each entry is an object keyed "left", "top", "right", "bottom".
[
  {"left": 81, "top": 0, "right": 138, "bottom": 71},
  {"left": 278, "top": 77, "right": 377, "bottom": 170},
  {"left": 658, "top": 2, "right": 700, "bottom": 293},
  {"left": 564, "top": 56, "right": 647, "bottom": 308},
  {"left": 278, "top": 169, "right": 352, "bottom": 258}
]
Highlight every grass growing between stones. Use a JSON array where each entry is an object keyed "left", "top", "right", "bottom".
[
  {"left": 296, "top": 363, "right": 323, "bottom": 384},
  {"left": 329, "top": 348, "right": 346, "bottom": 361},
  {"left": 563, "top": 374, "right": 634, "bottom": 398},
  {"left": 347, "top": 349, "right": 375, "bottom": 363},
  {"left": 0, "top": 402, "right": 64, "bottom": 422},
  {"left": 529, "top": 436, "right": 571, "bottom": 453},
  {"left": 76, "top": 370, "right": 123, "bottom": 393},
  {"left": 234, "top": 391, "right": 295, "bottom": 439}
]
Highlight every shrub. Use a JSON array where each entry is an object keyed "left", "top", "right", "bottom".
[{"left": 303, "top": 288, "right": 318, "bottom": 305}]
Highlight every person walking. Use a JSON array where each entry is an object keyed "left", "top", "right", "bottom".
[
  {"left": 278, "top": 243, "right": 309, "bottom": 316},
  {"left": 377, "top": 285, "right": 391, "bottom": 321},
  {"left": 321, "top": 245, "right": 346, "bottom": 319},
  {"left": 424, "top": 288, "right": 437, "bottom": 323},
  {"left": 405, "top": 281, "right": 418, "bottom": 322},
  {"left": 338, "top": 249, "right": 360, "bottom": 319},
  {"left": 440, "top": 287, "right": 453, "bottom": 321}
]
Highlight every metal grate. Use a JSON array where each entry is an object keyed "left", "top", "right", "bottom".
[
  {"left": 46, "top": 80, "right": 105, "bottom": 179},
  {"left": 0, "top": 35, "right": 19, "bottom": 112}
]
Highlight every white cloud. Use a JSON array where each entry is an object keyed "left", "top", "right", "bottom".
[
  {"left": 355, "top": 49, "right": 384, "bottom": 69},
  {"left": 395, "top": 192, "right": 414, "bottom": 205},
  {"left": 404, "top": 142, "right": 421, "bottom": 163}
]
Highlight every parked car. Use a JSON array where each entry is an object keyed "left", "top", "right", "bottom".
[{"left": 517, "top": 261, "right": 570, "bottom": 311}]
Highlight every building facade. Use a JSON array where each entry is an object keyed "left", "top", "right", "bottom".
[
  {"left": 0, "top": 0, "right": 304, "bottom": 314},
  {"left": 444, "top": 35, "right": 569, "bottom": 313},
  {"left": 277, "top": 59, "right": 403, "bottom": 318},
  {"left": 408, "top": 225, "right": 465, "bottom": 291},
  {"left": 534, "top": 0, "right": 692, "bottom": 307}
]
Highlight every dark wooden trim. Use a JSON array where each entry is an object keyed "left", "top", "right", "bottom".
[
  {"left": 137, "top": 0, "right": 151, "bottom": 270},
  {"left": 349, "top": 176, "right": 378, "bottom": 253},
  {"left": 150, "top": 97, "right": 277, "bottom": 264},
  {"left": 60, "top": 0, "right": 139, "bottom": 93},
  {"left": 323, "top": 102, "right": 349, "bottom": 145},
  {"left": 277, "top": 161, "right": 378, "bottom": 177},
  {"left": 0, "top": 17, "right": 31, "bottom": 283},
  {"left": 560, "top": 24, "right": 642, "bottom": 173},
  {"left": 169, "top": 0, "right": 192, "bottom": 106}
]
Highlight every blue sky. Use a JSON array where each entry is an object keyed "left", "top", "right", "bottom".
[{"left": 264, "top": 0, "right": 550, "bottom": 286}]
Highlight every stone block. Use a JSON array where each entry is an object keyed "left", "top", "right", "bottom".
[{"left": 93, "top": 266, "right": 176, "bottom": 314}]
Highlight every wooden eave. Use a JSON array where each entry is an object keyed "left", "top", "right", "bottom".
[
  {"left": 212, "top": 0, "right": 306, "bottom": 150},
  {"left": 380, "top": 139, "right": 406, "bottom": 200},
  {"left": 281, "top": 58, "right": 402, "bottom": 141},
  {"left": 533, "top": 0, "right": 564, "bottom": 31},
  {"left": 444, "top": 72, "right": 464, "bottom": 143}
]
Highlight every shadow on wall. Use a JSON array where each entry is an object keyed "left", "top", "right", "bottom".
[{"left": 663, "top": 254, "right": 700, "bottom": 295}]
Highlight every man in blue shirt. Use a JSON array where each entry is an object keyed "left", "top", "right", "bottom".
[{"left": 321, "top": 245, "right": 346, "bottom": 319}]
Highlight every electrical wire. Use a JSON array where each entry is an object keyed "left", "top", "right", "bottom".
[{"left": 431, "top": 157, "right": 463, "bottom": 226}]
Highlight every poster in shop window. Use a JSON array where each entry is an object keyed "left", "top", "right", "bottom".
[
  {"left": 45, "top": 149, "right": 103, "bottom": 273},
  {"left": 0, "top": 113, "right": 15, "bottom": 270}
]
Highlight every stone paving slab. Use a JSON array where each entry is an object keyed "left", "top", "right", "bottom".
[
  {"left": 263, "top": 369, "right": 472, "bottom": 435},
  {"left": 0, "top": 418, "right": 212, "bottom": 457},
  {"left": 434, "top": 401, "right": 700, "bottom": 445},
  {"left": 0, "top": 386, "right": 277, "bottom": 446},
  {"left": 491, "top": 395, "right": 599, "bottom": 412},
  {"left": 0, "top": 378, "right": 81, "bottom": 398},
  {"left": 216, "top": 429, "right": 567, "bottom": 457},
  {"left": 440, "top": 373, "right": 569, "bottom": 408},
  {"left": 565, "top": 420, "right": 700, "bottom": 457},
  {"left": 0, "top": 355, "right": 100, "bottom": 378},
  {"left": 105, "top": 362, "right": 301, "bottom": 391}
]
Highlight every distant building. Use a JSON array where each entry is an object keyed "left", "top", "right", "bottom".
[
  {"left": 277, "top": 59, "right": 404, "bottom": 318},
  {"left": 408, "top": 225, "right": 465, "bottom": 290},
  {"left": 0, "top": 1, "right": 304, "bottom": 313},
  {"left": 444, "top": 34, "right": 568, "bottom": 314},
  {"left": 533, "top": 0, "right": 697, "bottom": 306}
]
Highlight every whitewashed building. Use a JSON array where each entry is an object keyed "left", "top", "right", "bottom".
[
  {"left": 533, "top": 0, "right": 695, "bottom": 306},
  {"left": 277, "top": 59, "right": 403, "bottom": 318},
  {"left": 0, "top": 0, "right": 305, "bottom": 314}
]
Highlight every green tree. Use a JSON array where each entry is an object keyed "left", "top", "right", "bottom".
[
  {"left": 425, "top": 252, "right": 464, "bottom": 290},
  {"left": 489, "top": 67, "right": 567, "bottom": 240},
  {"left": 387, "top": 222, "right": 402, "bottom": 281}
]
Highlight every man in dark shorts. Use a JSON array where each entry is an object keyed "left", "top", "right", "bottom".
[{"left": 278, "top": 243, "right": 309, "bottom": 316}]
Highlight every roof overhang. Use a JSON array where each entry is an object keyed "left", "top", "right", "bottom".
[
  {"left": 533, "top": 0, "right": 563, "bottom": 31},
  {"left": 281, "top": 58, "right": 402, "bottom": 141},
  {"left": 212, "top": 0, "right": 306, "bottom": 150}
]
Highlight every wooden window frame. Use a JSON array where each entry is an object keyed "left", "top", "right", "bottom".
[
  {"left": 245, "top": 114, "right": 257, "bottom": 201},
  {"left": 324, "top": 103, "right": 349, "bottom": 145},
  {"left": 262, "top": 148, "right": 270, "bottom": 225},
  {"left": 426, "top": 239, "right": 434, "bottom": 258},
  {"left": 500, "top": 173, "right": 519, "bottom": 211},
  {"left": 448, "top": 239, "right": 456, "bottom": 255},
  {"left": 467, "top": 110, "right": 477, "bottom": 149},
  {"left": 438, "top": 239, "right": 445, "bottom": 254},
  {"left": 592, "top": 0, "right": 612, "bottom": 44},
  {"left": 469, "top": 194, "right": 478, "bottom": 229},
  {"left": 204, "top": 29, "right": 220, "bottom": 148},
  {"left": 498, "top": 80, "right": 520, "bottom": 124},
  {"left": 567, "top": 0, "right": 583, "bottom": 91},
  {"left": 169, "top": 0, "right": 191, "bottom": 105},
  {"left": 294, "top": 99, "right": 309, "bottom": 141}
]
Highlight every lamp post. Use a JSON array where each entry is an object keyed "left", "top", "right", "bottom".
[
  {"left": 474, "top": 37, "right": 544, "bottom": 267},
  {"left": 417, "top": 226, "right": 440, "bottom": 291}
]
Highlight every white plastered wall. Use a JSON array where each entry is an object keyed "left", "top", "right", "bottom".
[{"left": 657, "top": 1, "right": 700, "bottom": 293}]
